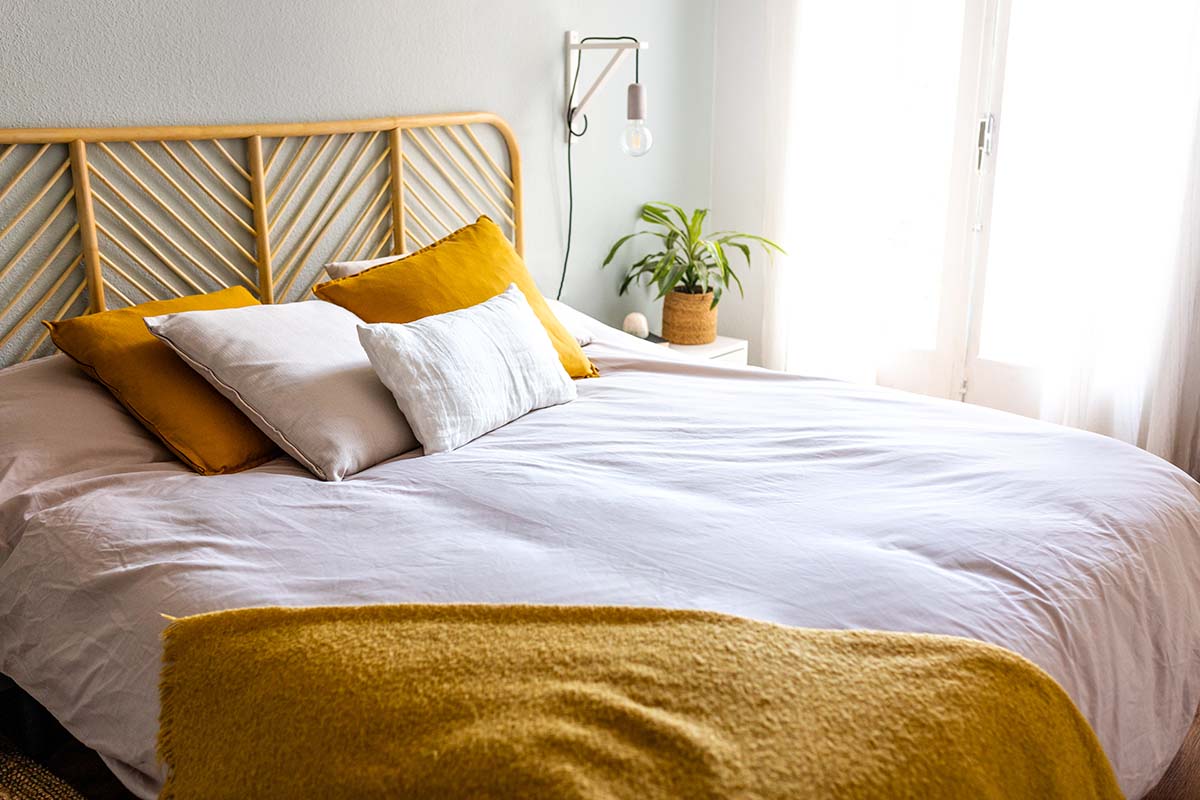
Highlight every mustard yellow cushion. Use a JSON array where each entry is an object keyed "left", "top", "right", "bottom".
[
  {"left": 44, "top": 287, "right": 278, "bottom": 475},
  {"left": 314, "top": 217, "right": 598, "bottom": 379}
]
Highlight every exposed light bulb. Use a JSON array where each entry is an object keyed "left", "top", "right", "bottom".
[
  {"left": 620, "top": 120, "right": 653, "bottom": 157},
  {"left": 621, "top": 82, "right": 652, "bottom": 157}
]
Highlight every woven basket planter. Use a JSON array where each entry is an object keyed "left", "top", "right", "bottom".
[{"left": 662, "top": 290, "right": 717, "bottom": 345}]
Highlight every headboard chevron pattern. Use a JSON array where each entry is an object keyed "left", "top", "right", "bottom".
[{"left": 0, "top": 112, "right": 522, "bottom": 366}]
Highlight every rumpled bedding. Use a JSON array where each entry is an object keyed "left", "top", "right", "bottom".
[{"left": 1, "top": 309, "right": 1199, "bottom": 799}]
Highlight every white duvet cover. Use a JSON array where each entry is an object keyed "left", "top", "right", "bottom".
[{"left": 2, "top": 313, "right": 1199, "bottom": 799}]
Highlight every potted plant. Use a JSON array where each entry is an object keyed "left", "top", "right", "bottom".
[{"left": 603, "top": 202, "right": 784, "bottom": 345}]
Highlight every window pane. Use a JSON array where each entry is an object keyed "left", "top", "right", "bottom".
[
  {"left": 978, "top": 1, "right": 1200, "bottom": 372},
  {"left": 783, "top": 0, "right": 965, "bottom": 380}
]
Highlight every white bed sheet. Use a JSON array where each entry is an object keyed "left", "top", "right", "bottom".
[{"left": 1, "top": 316, "right": 1199, "bottom": 799}]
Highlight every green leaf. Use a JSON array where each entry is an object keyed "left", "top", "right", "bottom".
[
  {"left": 649, "top": 201, "right": 692, "bottom": 236},
  {"left": 689, "top": 207, "right": 709, "bottom": 242},
  {"left": 601, "top": 231, "right": 652, "bottom": 267},
  {"left": 728, "top": 264, "right": 745, "bottom": 297},
  {"left": 660, "top": 258, "right": 690, "bottom": 299},
  {"left": 625, "top": 254, "right": 656, "bottom": 276},
  {"left": 713, "top": 240, "right": 729, "bottom": 269},
  {"left": 641, "top": 204, "right": 681, "bottom": 234},
  {"left": 714, "top": 232, "right": 786, "bottom": 254},
  {"left": 701, "top": 241, "right": 727, "bottom": 293},
  {"left": 726, "top": 241, "right": 751, "bottom": 267}
]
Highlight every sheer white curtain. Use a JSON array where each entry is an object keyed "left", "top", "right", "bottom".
[
  {"left": 1142, "top": 106, "right": 1200, "bottom": 474},
  {"left": 758, "top": 0, "right": 800, "bottom": 373},
  {"left": 979, "top": 0, "right": 1200, "bottom": 453},
  {"left": 759, "top": 0, "right": 1200, "bottom": 474}
]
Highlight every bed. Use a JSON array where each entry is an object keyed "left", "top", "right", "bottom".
[{"left": 0, "top": 114, "right": 1198, "bottom": 799}]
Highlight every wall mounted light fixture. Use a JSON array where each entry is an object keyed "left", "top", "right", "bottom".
[
  {"left": 557, "top": 31, "right": 651, "bottom": 301},
  {"left": 565, "top": 31, "right": 652, "bottom": 154}
]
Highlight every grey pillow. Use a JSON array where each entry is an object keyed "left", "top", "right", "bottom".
[
  {"left": 323, "top": 254, "right": 407, "bottom": 280},
  {"left": 145, "top": 301, "right": 417, "bottom": 480}
]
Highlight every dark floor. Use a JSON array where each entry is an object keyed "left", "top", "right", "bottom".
[{"left": 1, "top": 680, "right": 135, "bottom": 800}]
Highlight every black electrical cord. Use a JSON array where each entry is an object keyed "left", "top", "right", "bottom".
[{"left": 557, "top": 36, "right": 640, "bottom": 301}]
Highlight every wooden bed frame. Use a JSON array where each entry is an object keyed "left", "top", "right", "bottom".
[
  {"left": 0, "top": 113, "right": 522, "bottom": 367},
  {"left": 2, "top": 112, "right": 1198, "bottom": 800}
]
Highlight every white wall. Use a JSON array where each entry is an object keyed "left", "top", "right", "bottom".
[
  {"left": 0, "top": 0, "right": 715, "bottom": 329},
  {"left": 708, "top": 0, "right": 773, "bottom": 365}
]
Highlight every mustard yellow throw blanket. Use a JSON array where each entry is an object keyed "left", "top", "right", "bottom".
[{"left": 158, "top": 605, "right": 1122, "bottom": 800}]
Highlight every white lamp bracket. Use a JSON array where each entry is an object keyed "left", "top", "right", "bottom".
[{"left": 565, "top": 30, "right": 650, "bottom": 142}]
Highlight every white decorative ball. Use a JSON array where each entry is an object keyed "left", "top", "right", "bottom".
[{"left": 622, "top": 311, "right": 650, "bottom": 339}]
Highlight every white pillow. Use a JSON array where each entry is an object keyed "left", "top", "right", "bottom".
[
  {"left": 358, "top": 285, "right": 576, "bottom": 455},
  {"left": 145, "top": 302, "right": 418, "bottom": 480},
  {"left": 323, "top": 254, "right": 406, "bottom": 281},
  {"left": 544, "top": 298, "right": 596, "bottom": 347}
]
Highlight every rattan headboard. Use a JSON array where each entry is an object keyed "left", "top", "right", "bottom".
[{"left": 0, "top": 112, "right": 522, "bottom": 366}]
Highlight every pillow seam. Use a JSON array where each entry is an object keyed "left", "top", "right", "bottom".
[
  {"left": 313, "top": 215, "right": 493, "bottom": 297},
  {"left": 148, "top": 326, "right": 330, "bottom": 480}
]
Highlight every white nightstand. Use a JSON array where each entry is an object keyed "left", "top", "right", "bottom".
[{"left": 664, "top": 336, "right": 749, "bottom": 366}]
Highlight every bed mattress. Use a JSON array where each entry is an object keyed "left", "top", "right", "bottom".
[{"left": 1, "top": 315, "right": 1198, "bottom": 799}]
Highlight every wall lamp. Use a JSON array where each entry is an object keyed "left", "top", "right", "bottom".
[
  {"left": 564, "top": 31, "right": 652, "bottom": 155},
  {"left": 556, "top": 31, "right": 651, "bottom": 301}
]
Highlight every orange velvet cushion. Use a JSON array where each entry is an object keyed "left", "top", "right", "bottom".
[
  {"left": 44, "top": 287, "right": 278, "bottom": 475},
  {"left": 314, "top": 217, "right": 597, "bottom": 379}
]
